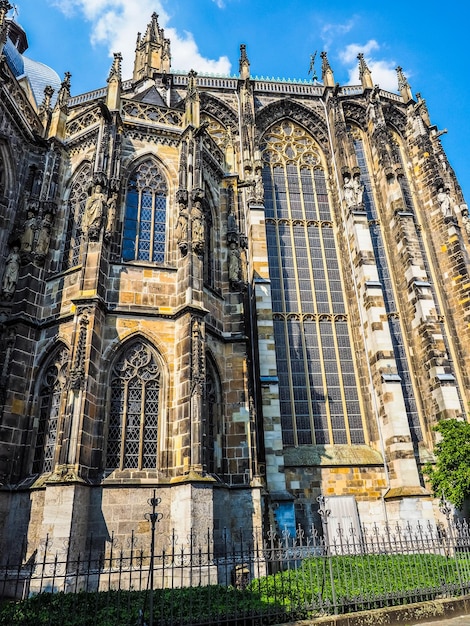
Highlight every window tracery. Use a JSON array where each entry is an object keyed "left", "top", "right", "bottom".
[
  {"left": 106, "top": 340, "right": 161, "bottom": 470},
  {"left": 262, "top": 120, "right": 365, "bottom": 446},
  {"left": 202, "top": 356, "right": 223, "bottom": 474},
  {"left": 122, "top": 159, "right": 168, "bottom": 263},
  {"left": 32, "top": 346, "right": 70, "bottom": 474},
  {"left": 62, "top": 163, "right": 92, "bottom": 270}
]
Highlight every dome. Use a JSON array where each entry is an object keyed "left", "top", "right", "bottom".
[
  {"left": 23, "top": 55, "right": 61, "bottom": 106},
  {"left": 3, "top": 22, "right": 61, "bottom": 108}
]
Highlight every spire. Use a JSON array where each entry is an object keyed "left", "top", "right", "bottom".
[
  {"left": 239, "top": 44, "right": 250, "bottom": 80},
  {"left": 0, "top": 1, "right": 12, "bottom": 54},
  {"left": 357, "top": 53, "right": 374, "bottom": 90},
  {"left": 184, "top": 70, "right": 200, "bottom": 128},
  {"left": 133, "top": 13, "right": 171, "bottom": 82},
  {"left": 396, "top": 66, "right": 413, "bottom": 103},
  {"left": 56, "top": 71, "right": 71, "bottom": 110},
  {"left": 106, "top": 52, "right": 122, "bottom": 111},
  {"left": 320, "top": 51, "right": 334, "bottom": 88},
  {"left": 48, "top": 72, "right": 71, "bottom": 140}
]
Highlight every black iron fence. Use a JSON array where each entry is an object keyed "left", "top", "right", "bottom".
[{"left": 1, "top": 515, "right": 470, "bottom": 625}]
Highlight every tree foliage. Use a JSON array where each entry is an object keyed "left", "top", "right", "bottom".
[{"left": 423, "top": 418, "right": 470, "bottom": 509}]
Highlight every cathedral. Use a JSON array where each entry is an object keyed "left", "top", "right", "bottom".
[{"left": 0, "top": 2, "right": 469, "bottom": 561}]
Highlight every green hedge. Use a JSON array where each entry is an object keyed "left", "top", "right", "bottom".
[{"left": 1, "top": 553, "right": 468, "bottom": 625}]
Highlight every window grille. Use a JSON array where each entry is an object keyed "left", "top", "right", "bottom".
[
  {"left": 122, "top": 160, "right": 168, "bottom": 263},
  {"left": 32, "top": 346, "right": 69, "bottom": 474},
  {"left": 261, "top": 120, "right": 365, "bottom": 446},
  {"left": 106, "top": 341, "right": 160, "bottom": 470},
  {"left": 63, "top": 164, "right": 92, "bottom": 269}
]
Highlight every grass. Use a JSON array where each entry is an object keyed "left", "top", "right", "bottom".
[{"left": 1, "top": 552, "right": 469, "bottom": 625}]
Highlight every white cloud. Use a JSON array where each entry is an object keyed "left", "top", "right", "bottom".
[
  {"left": 338, "top": 39, "right": 404, "bottom": 92},
  {"left": 51, "top": 0, "right": 231, "bottom": 78},
  {"left": 212, "top": 0, "right": 226, "bottom": 7},
  {"left": 321, "top": 19, "right": 355, "bottom": 50}
]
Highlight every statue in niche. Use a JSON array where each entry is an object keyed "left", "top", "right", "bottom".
[
  {"left": 343, "top": 174, "right": 356, "bottom": 208},
  {"left": 175, "top": 205, "right": 189, "bottom": 255},
  {"left": 254, "top": 171, "right": 264, "bottom": 203},
  {"left": 437, "top": 186, "right": 453, "bottom": 220},
  {"left": 35, "top": 213, "right": 53, "bottom": 259},
  {"left": 191, "top": 200, "right": 205, "bottom": 254},
  {"left": 461, "top": 208, "right": 470, "bottom": 238},
  {"left": 83, "top": 183, "right": 106, "bottom": 239},
  {"left": 352, "top": 174, "right": 364, "bottom": 206},
  {"left": 104, "top": 191, "right": 118, "bottom": 242},
  {"left": 228, "top": 243, "right": 241, "bottom": 283},
  {"left": 20, "top": 210, "right": 37, "bottom": 252},
  {"left": 2, "top": 246, "right": 20, "bottom": 299}
]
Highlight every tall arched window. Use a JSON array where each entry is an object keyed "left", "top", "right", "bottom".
[
  {"left": 122, "top": 159, "right": 168, "bottom": 263},
  {"left": 62, "top": 163, "right": 92, "bottom": 270},
  {"left": 32, "top": 346, "right": 69, "bottom": 474},
  {"left": 203, "top": 200, "right": 214, "bottom": 287},
  {"left": 202, "top": 356, "right": 223, "bottom": 475},
  {"left": 262, "top": 120, "right": 365, "bottom": 447},
  {"left": 106, "top": 340, "right": 161, "bottom": 470}
]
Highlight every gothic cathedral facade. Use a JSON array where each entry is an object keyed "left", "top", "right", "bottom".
[{"left": 0, "top": 5, "right": 469, "bottom": 558}]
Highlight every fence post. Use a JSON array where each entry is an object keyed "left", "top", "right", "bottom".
[
  {"left": 317, "top": 494, "right": 337, "bottom": 614},
  {"left": 144, "top": 490, "right": 163, "bottom": 626}
]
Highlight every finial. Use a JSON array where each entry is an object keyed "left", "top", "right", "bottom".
[
  {"left": 396, "top": 66, "right": 413, "bottom": 103},
  {"left": 106, "top": 53, "right": 122, "bottom": 110},
  {"left": 357, "top": 53, "right": 374, "bottom": 90},
  {"left": 320, "top": 51, "right": 334, "bottom": 88},
  {"left": 184, "top": 70, "right": 200, "bottom": 127},
  {"left": 239, "top": 44, "right": 250, "bottom": 80},
  {"left": 56, "top": 71, "right": 71, "bottom": 109},
  {"left": 107, "top": 52, "right": 122, "bottom": 83},
  {"left": 40, "top": 85, "right": 54, "bottom": 112}
]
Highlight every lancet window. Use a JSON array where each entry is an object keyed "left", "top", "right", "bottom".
[
  {"left": 202, "top": 356, "right": 223, "bottom": 475},
  {"left": 62, "top": 163, "right": 92, "bottom": 270},
  {"left": 122, "top": 159, "right": 168, "bottom": 263},
  {"left": 106, "top": 340, "right": 161, "bottom": 470},
  {"left": 32, "top": 346, "right": 70, "bottom": 474},
  {"left": 262, "top": 120, "right": 365, "bottom": 446}
]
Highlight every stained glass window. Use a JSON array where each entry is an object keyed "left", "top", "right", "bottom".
[
  {"left": 122, "top": 160, "right": 168, "bottom": 263},
  {"left": 63, "top": 163, "right": 92, "bottom": 269},
  {"left": 32, "top": 346, "right": 70, "bottom": 474},
  {"left": 262, "top": 120, "right": 365, "bottom": 446},
  {"left": 106, "top": 341, "right": 160, "bottom": 470}
]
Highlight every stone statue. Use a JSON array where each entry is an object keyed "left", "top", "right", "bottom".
[
  {"left": 352, "top": 174, "right": 364, "bottom": 206},
  {"left": 229, "top": 244, "right": 241, "bottom": 283},
  {"left": 2, "top": 246, "right": 20, "bottom": 298},
  {"left": 35, "top": 214, "right": 53, "bottom": 258},
  {"left": 20, "top": 211, "right": 36, "bottom": 252},
  {"left": 175, "top": 206, "right": 189, "bottom": 254},
  {"left": 461, "top": 208, "right": 470, "bottom": 238},
  {"left": 191, "top": 200, "right": 205, "bottom": 254},
  {"left": 437, "top": 186, "right": 452, "bottom": 219},
  {"left": 105, "top": 192, "right": 118, "bottom": 241},
  {"left": 343, "top": 174, "right": 356, "bottom": 208},
  {"left": 254, "top": 171, "right": 264, "bottom": 203},
  {"left": 83, "top": 184, "right": 106, "bottom": 239}
]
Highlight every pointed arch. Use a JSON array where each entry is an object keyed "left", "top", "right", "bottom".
[
  {"left": 256, "top": 99, "right": 330, "bottom": 153},
  {"left": 202, "top": 353, "right": 224, "bottom": 475},
  {"left": 32, "top": 343, "right": 70, "bottom": 474},
  {"left": 121, "top": 157, "right": 169, "bottom": 263},
  {"left": 62, "top": 161, "right": 92, "bottom": 270},
  {"left": 261, "top": 118, "right": 366, "bottom": 446},
  {"left": 105, "top": 338, "right": 163, "bottom": 470}
]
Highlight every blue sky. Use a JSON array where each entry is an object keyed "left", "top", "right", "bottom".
[{"left": 13, "top": 0, "right": 469, "bottom": 202}]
